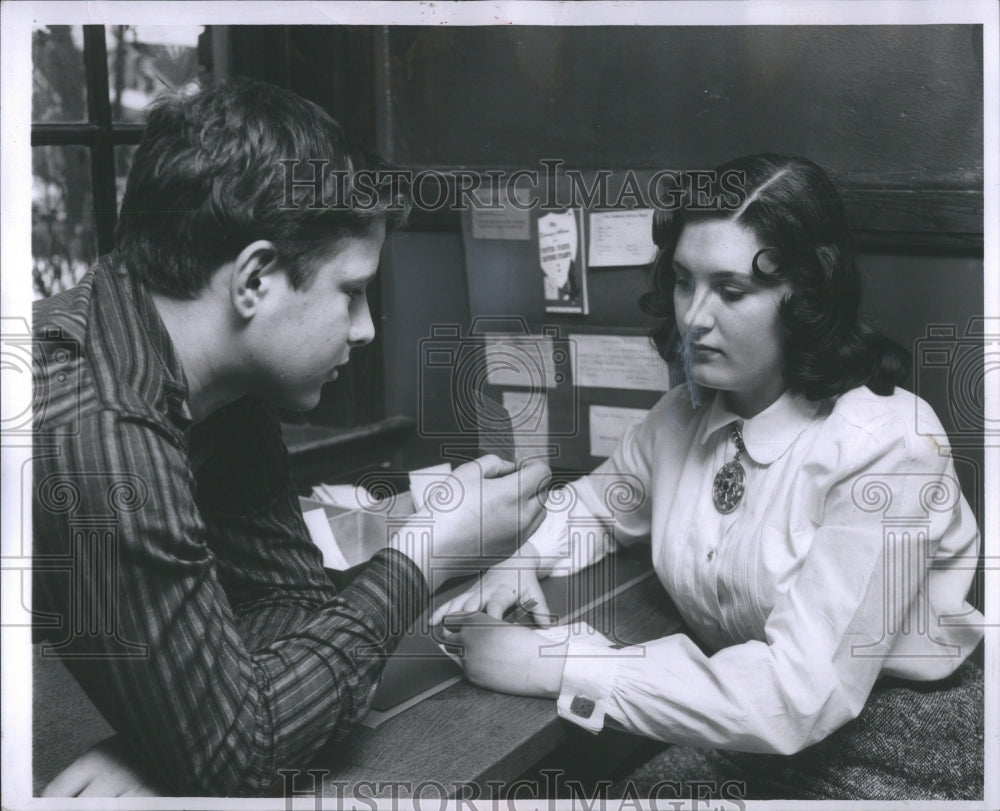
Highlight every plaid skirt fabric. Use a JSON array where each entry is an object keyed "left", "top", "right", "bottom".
[{"left": 614, "top": 657, "right": 984, "bottom": 801}]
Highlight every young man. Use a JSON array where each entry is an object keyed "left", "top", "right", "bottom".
[{"left": 32, "top": 79, "right": 548, "bottom": 797}]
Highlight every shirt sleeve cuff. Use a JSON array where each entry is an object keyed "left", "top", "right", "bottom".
[
  {"left": 556, "top": 637, "right": 621, "bottom": 733},
  {"left": 364, "top": 547, "right": 432, "bottom": 636}
]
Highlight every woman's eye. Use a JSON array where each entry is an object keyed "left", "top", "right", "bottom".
[{"left": 718, "top": 286, "right": 745, "bottom": 302}]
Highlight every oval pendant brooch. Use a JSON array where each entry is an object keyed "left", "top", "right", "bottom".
[
  {"left": 712, "top": 422, "right": 747, "bottom": 514},
  {"left": 712, "top": 459, "right": 746, "bottom": 513}
]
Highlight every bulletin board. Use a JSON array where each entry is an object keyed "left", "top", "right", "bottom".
[
  {"left": 446, "top": 313, "right": 676, "bottom": 474},
  {"left": 456, "top": 179, "right": 680, "bottom": 473}
]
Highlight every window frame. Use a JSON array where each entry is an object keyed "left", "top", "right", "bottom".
[
  {"left": 31, "top": 26, "right": 145, "bottom": 255},
  {"left": 31, "top": 25, "right": 401, "bottom": 460}
]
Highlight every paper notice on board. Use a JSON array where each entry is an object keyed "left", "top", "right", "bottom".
[
  {"left": 589, "top": 405, "right": 650, "bottom": 458},
  {"left": 502, "top": 390, "right": 550, "bottom": 459},
  {"left": 539, "top": 209, "right": 588, "bottom": 314},
  {"left": 588, "top": 209, "right": 658, "bottom": 267},
  {"left": 485, "top": 334, "right": 558, "bottom": 388},
  {"left": 471, "top": 188, "right": 531, "bottom": 240},
  {"left": 569, "top": 334, "right": 671, "bottom": 391}
]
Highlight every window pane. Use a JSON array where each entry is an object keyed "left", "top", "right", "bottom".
[
  {"left": 32, "top": 25, "right": 88, "bottom": 122},
  {"left": 32, "top": 146, "right": 98, "bottom": 300},
  {"left": 115, "top": 144, "right": 138, "bottom": 211},
  {"left": 106, "top": 25, "right": 206, "bottom": 122}
]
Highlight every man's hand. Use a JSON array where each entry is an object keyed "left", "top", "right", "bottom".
[
  {"left": 430, "top": 548, "right": 553, "bottom": 627},
  {"left": 394, "top": 456, "right": 550, "bottom": 579},
  {"left": 444, "top": 612, "right": 567, "bottom": 698},
  {"left": 42, "top": 736, "right": 162, "bottom": 797}
]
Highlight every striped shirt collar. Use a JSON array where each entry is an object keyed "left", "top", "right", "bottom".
[{"left": 93, "top": 257, "right": 193, "bottom": 428}]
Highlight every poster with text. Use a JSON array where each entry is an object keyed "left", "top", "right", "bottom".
[{"left": 538, "top": 208, "right": 588, "bottom": 315}]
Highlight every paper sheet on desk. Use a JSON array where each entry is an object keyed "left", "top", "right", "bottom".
[
  {"left": 310, "top": 483, "right": 370, "bottom": 509},
  {"left": 302, "top": 508, "right": 352, "bottom": 570}
]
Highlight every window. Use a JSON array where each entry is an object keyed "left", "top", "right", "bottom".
[
  {"left": 30, "top": 26, "right": 394, "bottom": 461},
  {"left": 31, "top": 24, "right": 212, "bottom": 299}
]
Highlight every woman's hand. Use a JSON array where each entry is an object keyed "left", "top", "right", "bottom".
[
  {"left": 430, "top": 548, "right": 553, "bottom": 627},
  {"left": 445, "top": 613, "right": 568, "bottom": 698},
  {"left": 42, "top": 736, "right": 162, "bottom": 797}
]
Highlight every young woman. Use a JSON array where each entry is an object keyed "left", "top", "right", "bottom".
[{"left": 435, "top": 154, "right": 984, "bottom": 800}]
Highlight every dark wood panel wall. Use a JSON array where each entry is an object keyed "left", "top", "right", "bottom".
[
  {"left": 226, "top": 25, "right": 985, "bottom": 493},
  {"left": 384, "top": 25, "right": 983, "bottom": 252},
  {"left": 231, "top": 27, "right": 386, "bottom": 430}
]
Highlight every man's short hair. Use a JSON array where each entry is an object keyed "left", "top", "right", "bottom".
[{"left": 115, "top": 79, "right": 409, "bottom": 298}]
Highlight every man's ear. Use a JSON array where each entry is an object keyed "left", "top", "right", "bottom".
[{"left": 231, "top": 240, "right": 281, "bottom": 319}]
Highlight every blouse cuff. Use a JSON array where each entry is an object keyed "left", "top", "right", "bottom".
[{"left": 556, "top": 637, "right": 621, "bottom": 733}]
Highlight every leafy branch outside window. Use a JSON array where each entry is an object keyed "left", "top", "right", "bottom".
[{"left": 31, "top": 24, "right": 208, "bottom": 300}]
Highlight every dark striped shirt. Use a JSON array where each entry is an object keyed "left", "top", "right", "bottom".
[{"left": 32, "top": 257, "right": 429, "bottom": 796}]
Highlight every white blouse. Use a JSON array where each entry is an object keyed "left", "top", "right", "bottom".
[{"left": 525, "top": 384, "right": 983, "bottom": 754}]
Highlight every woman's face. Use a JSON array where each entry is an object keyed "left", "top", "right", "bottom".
[{"left": 672, "top": 219, "right": 791, "bottom": 418}]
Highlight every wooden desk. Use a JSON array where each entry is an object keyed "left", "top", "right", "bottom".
[{"left": 306, "top": 561, "right": 684, "bottom": 799}]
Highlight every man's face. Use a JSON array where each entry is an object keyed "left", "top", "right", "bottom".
[{"left": 248, "top": 221, "right": 385, "bottom": 411}]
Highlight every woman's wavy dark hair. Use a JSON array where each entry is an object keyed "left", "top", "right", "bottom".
[{"left": 640, "top": 153, "right": 909, "bottom": 400}]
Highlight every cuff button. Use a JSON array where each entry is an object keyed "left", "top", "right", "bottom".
[{"left": 570, "top": 695, "right": 595, "bottom": 718}]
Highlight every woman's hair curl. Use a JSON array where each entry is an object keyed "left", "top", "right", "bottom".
[{"left": 641, "top": 153, "right": 908, "bottom": 400}]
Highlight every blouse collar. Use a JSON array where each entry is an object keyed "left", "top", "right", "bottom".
[{"left": 699, "top": 389, "right": 823, "bottom": 464}]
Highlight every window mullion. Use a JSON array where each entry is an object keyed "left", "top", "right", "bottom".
[{"left": 83, "top": 26, "right": 117, "bottom": 255}]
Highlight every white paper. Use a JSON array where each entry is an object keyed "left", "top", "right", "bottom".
[
  {"left": 484, "top": 334, "right": 558, "bottom": 388},
  {"left": 471, "top": 188, "right": 531, "bottom": 240},
  {"left": 502, "top": 390, "right": 550, "bottom": 459},
  {"left": 310, "top": 483, "right": 370, "bottom": 509},
  {"left": 587, "top": 209, "right": 658, "bottom": 267},
  {"left": 588, "top": 405, "right": 651, "bottom": 457},
  {"left": 569, "top": 334, "right": 671, "bottom": 391},
  {"left": 408, "top": 463, "right": 453, "bottom": 511},
  {"left": 302, "top": 508, "right": 352, "bottom": 570}
]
